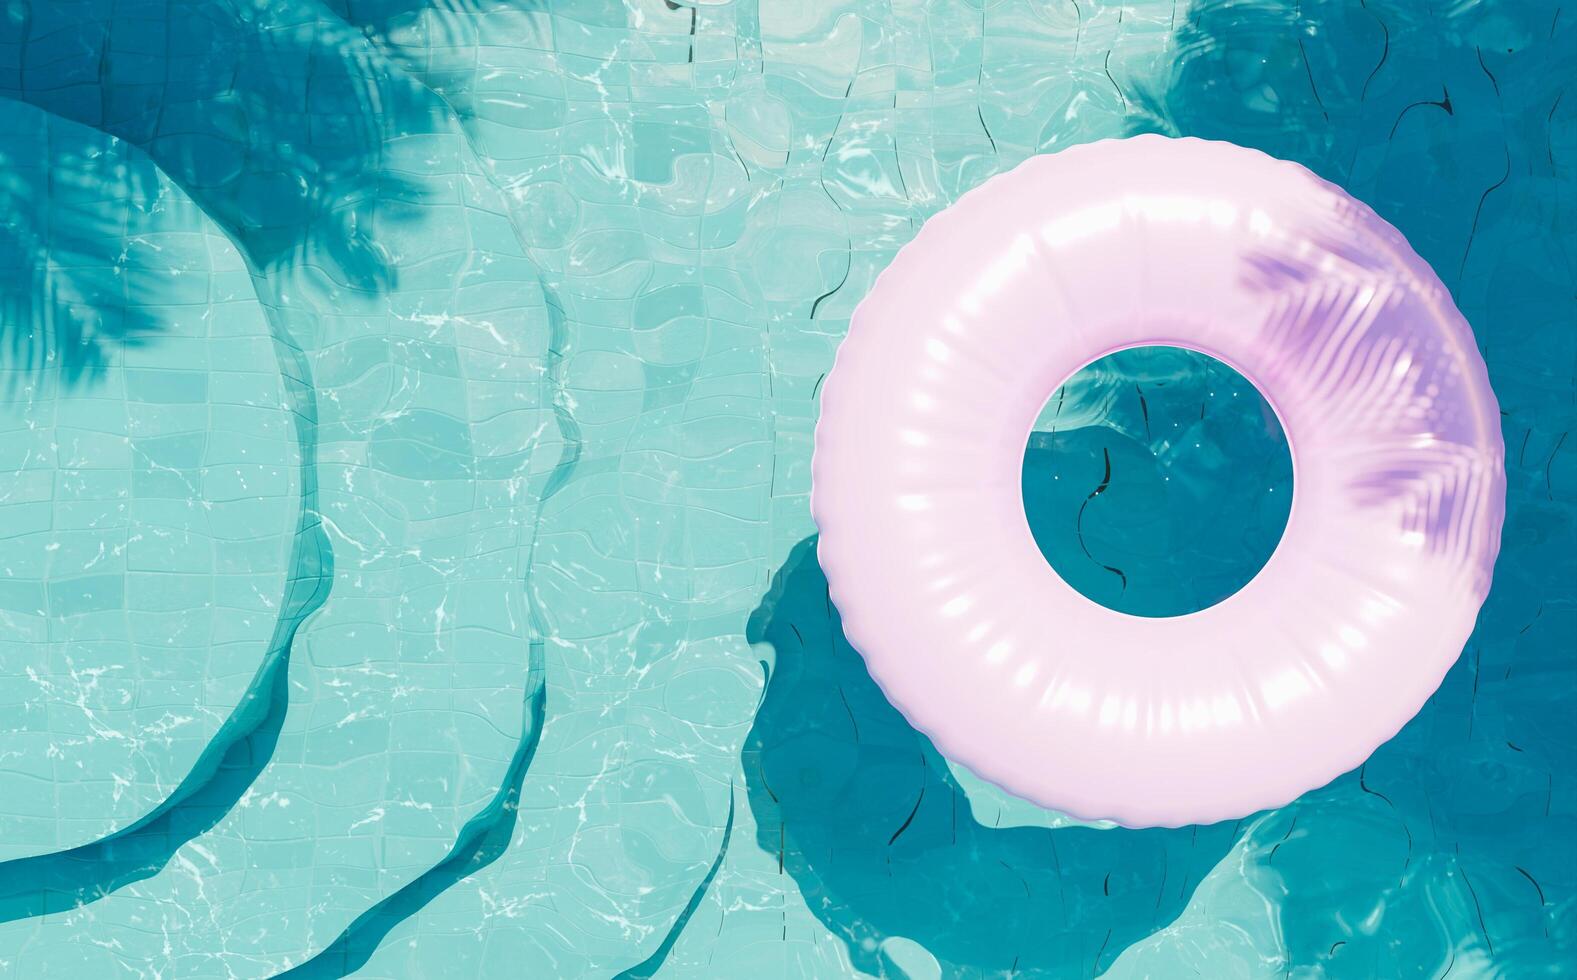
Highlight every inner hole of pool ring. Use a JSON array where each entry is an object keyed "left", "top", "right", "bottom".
[{"left": 1020, "top": 345, "right": 1294, "bottom": 619}]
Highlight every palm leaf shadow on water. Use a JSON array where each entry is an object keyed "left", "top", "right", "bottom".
[
  {"left": 0, "top": 0, "right": 447, "bottom": 920},
  {"left": 742, "top": 535, "right": 1242, "bottom": 978},
  {"left": 0, "top": 135, "right": 165, "bottom": 390},
  {"left": 1, "top": 0, "right": 428, "bottom": 301},
  {"left": 1123, "top": 1, "right": 1577, "bottom": 975},
  {"left": 326, "top": 0, "right": 544, "bottom": 36},
  {"left": 0, "top": 90, "right": 337, "bottom": 922}
]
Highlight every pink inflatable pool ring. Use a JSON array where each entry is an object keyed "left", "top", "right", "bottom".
[{"left": 811, "top": 135, "right": 1505, "bottom": 828}]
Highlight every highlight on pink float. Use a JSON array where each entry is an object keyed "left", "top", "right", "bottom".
[{"left": 809, "top": 135, "right": 1506, "bottom": 829}]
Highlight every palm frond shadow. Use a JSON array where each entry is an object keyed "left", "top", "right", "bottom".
[
  {"left": 1, "top": 0, "right": 439, "bottom": 345},
  {"left": 0, "top": 123, "right": 167, "bottom": 389}
]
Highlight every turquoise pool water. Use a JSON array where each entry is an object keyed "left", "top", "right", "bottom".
[
  {"left": 1024, "top": 346, "right": 1294, "bottom": 618},
  {"left": 0, "top": 0, "right": 1571, "bottom": 976}
]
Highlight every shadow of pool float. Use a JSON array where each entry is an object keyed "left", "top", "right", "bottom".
[{"left": 742, "top": 536, "right": 1243, "bottom": 977}]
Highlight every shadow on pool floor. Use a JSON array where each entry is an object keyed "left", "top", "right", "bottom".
[{"left": 742, "top": 536, "right": 1245, "bottom": 978}]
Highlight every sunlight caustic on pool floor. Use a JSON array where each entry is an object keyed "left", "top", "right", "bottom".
[{"left": 0, "top": 0, "right": 1570, "bottom": 977}]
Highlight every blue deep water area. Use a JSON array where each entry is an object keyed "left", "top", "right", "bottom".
[
  {"left": 0, "top": 0, "right": 1572, "bottom": 977},
  {"left": 1023, "top": 346, "right": 1295, "bottom": 618}
]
